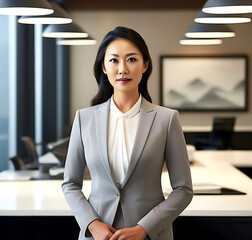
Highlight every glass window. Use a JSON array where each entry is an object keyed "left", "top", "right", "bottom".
[{"left": 0, "top": 15, "right": 9, "bottom": 171}]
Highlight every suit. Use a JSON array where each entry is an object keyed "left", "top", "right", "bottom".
[{"left": 62, "top": 97, "right": 193, "bottom": 240}]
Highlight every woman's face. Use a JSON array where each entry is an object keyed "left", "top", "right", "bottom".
[{"left": 102, "top": 38, "right": 148, "bottom": 95}]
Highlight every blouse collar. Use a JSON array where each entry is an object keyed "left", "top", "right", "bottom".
[{"left": 110, "top": 94, "right": 142, "bottom": 119}]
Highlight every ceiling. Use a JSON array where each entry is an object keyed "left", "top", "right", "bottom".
[{"left": 65, "top": 0, "right": 207, "bottom": 10}]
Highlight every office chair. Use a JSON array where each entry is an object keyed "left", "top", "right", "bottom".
[
  {"left": 195, "top": 117, "right": 236, "bottom": 150},
  {"left": 9, "top": 156, "right": 25, "bottom": 170},
  {"left": 46, "top": 137, "right": 91, "bottom": 179},
  {"left": 20, "top": 136, "right": 39, "bottom": 170},
  {"left": 19, "top": 136, "right": 61, "bottom": 179},
  {"left": 46, "top": 137, "right": 69, "bottom": 167}
]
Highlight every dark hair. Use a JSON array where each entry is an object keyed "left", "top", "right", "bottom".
[{"left": 91, "top": 26, "right": 152, "bottom": 106}]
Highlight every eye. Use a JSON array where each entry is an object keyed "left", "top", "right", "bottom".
[
  {"left": 128, "top": 57, "right": 137, "bottom": 62},
  {"left": 109, "top": 58, "right": 118, "bottom": 63}
]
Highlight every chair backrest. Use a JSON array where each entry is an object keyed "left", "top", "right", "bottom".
[
  {"left": 20, "top": 136, "right": 39, "bottom": 165},
  {"left": 212, "top": 117, "right": 236, "bottom": 134},
  {"left": 46, "top": 137, "right": 69, "bottom": 167},
  {"left": 9, "top": 156, "right": 24, "bottom": 170}
]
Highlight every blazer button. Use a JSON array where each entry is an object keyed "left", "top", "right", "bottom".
[{"left": 116, "top": 193, "right": 119, "bottom": 196}]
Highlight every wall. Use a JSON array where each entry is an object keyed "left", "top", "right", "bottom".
[{"left": 68, "top": 10, "right": 252, "bottom": 127}]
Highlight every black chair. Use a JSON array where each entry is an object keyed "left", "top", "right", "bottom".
[
  {"left": 20, "top": 136, "right": 40, "bottom": 170},
  {"left": 46, "top": 137, "right": 91, "bottom": 179},
  {"left": 195, "top": 117, "right": 236, "bottom": 150},
  {"left": 10, "top": 136, "right": 60, "bottom": 179},
  {"left": 46, "top": 137, "right": 69, "bottom": 167},
  {"left": 9, "top": 156, "right": 25, "bottom": 170}
]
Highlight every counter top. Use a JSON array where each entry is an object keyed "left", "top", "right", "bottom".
[
  {"left": 177, "top": 151, "right": 252, "bottom": 216},
  {"left": 0, "top": 151, "right": 252, "bottom": 217}
]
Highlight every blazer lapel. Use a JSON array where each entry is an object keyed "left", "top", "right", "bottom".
[
  {"left": 121, "top": 98, "right": 157, "bottom": 189},
  {"left": 94, "top": 99, "right": 118, "bottom": 189}
]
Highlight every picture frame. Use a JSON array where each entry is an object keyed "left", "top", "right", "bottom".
[{"left": 160, "top": 55, "right": 248, "bottom": 112}]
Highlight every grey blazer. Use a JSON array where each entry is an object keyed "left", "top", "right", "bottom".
[{"left": 62, "top": 97, "right": 193, "bottom": 240}]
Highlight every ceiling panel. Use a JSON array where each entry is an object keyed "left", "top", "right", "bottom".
[{"left": 65, "top": 0, "right": 207, "bottom": 10}]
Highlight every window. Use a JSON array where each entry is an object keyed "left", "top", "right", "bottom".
[{"left": 0, "top": 15, "right": 10, "bottom": 171}]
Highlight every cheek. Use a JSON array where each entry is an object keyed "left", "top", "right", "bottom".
[
  {"left": 131, "top": 65, "right": 145, "bottom": 77},
  {"left": 105, "top": 64, "right": 117, "bottom": 76},
  {"left": 104, "top": 65, "right": 116, "bottom": 85}
]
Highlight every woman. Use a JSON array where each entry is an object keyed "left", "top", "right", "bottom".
[{"left": 62, "top": 26, "right": 193, "bottom": 240}]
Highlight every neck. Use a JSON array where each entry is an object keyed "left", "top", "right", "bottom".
[{"left": 113, "top": 90, "right": 140, "bottom": 114}]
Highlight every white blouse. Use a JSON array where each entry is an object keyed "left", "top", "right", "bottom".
[{"left": 108, "top": 94, "right": 142, "bottom": 186}]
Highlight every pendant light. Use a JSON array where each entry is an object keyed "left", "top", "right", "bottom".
[
  {"left": 203, "top": 0, "right": 252, "bottom": 14},
  {"left": 0, "top": 0, "right": 53, "bottom": 16},
  {"left": 195, "top": 11, "right": 251, "bottom": 24},
  {"left": 56, "top": 36, "right": 97, "bottom": 46},
  {"left": 42, "top": 22, "right": 88, "bottom": 38},
  {"left": 186, "top": 23, "right": 235, "bottom": 38},
  {"left": 18, "top": 2, "right": 72, "bottom": 24},
  {"left": 180, "top": 37, "right": 222, "bottom": 45}
]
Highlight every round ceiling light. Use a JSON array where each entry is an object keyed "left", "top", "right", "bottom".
[
  {"left": 195, "top": 12, "right": 251, "bottom": 24},
  {"left": 203, "top": 0, "right": 252, "bottom": 14},
  {"left": 0, "top": 0, "right": 53, "bottom": 16},
  {"left": 186, "top": 23, "right": 235, "bottom": 38},
  {"left": 180, "top": 37, "right": 222, "bottom": 45},
  {"left": 18, "top": 2, "right": 72, "bottom": 24},
  {"left": 43, "top": 23, "right": 88, "bottom": 38},
  {"left": 57, "top": 37, "right": 97, "bottom": 46}
]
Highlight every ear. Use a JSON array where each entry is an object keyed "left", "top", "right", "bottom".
[
  {"left": 102, "top": 63, "right": 107, "bottom": 74},
  {"left": 142, "top": 60, "right": 149, "bottom": 73}
]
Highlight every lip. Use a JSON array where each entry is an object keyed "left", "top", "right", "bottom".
[{"left": 117, "top": 78, "right": 132, "bottom": 83}]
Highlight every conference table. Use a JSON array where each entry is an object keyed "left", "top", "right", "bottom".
[{"left": 0, "top": 151, "right": 251, "bottom": 240}]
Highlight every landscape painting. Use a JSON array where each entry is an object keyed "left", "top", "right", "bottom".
[{"left": 160, "top": 56, "right": 248, "bottom": 111}]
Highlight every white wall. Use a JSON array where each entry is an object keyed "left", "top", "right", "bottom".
[{"left": 68, "top": 10, "right": 252, "bottom": 127}]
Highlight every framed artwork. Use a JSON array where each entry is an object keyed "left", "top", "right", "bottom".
[{"left": 160, "top": 55, "right": 248, "bottom": 112}]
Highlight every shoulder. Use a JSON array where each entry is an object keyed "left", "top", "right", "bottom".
[
  {"left": 78, "top": 104, "right": 100, "bottom": 115},
  {"left": 77, "top": 99, "right": 110, "bottom": 117},
  {"left": 142, "top": 98, "right": 178, "bottom": 118},
  {"left": 144, "top": 101, "right": 183, "bottom": 134},
  {"left": 73, "top": 101, "right": 109, "bottom": 129},
  {"left": 142, "top": 99, "right": 181, "bottom": 131},
  {"left": 153, "top": 103, "right": 177, "bottom": 114},
  {"left": 153, "top": 104, "right": 180, "bottom": 126}
]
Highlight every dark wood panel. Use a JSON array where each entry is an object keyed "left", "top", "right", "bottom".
[
  {"left": 65, "top": 0, "right": 206, "bottom": 10},
  {"left": 0, "top": 216, "right": 79, "bottom": 240},
  {"left": 174, "top": 217, "right": 252, "bottom": 240},
  {"left": 1, "top": 216, "right": 251, "bottom": 240},
  {"left": 184, "top": 131, "right": 252, "bottom": 150}
]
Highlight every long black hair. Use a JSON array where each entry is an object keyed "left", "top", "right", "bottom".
[{"left": 91, "top": 26, "right": 152, "bottom": 106}]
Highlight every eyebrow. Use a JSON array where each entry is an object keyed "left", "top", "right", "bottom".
[{"left": 108, "top": 53, "right": 138, "bottom": 57}]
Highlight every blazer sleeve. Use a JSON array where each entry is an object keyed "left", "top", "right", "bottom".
[
  {"left": 137, "top": 110, "right": 193, "bottom": 239},
  {"left": 61, "top": 110, "right": 99, "bottom": 238}
]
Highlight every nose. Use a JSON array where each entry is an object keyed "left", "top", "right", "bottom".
[{"left": 118, "top": 61, "right": 128, "bottom": 75}]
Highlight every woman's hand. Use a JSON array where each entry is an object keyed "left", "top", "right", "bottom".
[
  {"left": 88, "top": 220, "right": 117, "bottom": 240},
  {"left": 109, "top": 225, "right": 147, "bottom": 240}
]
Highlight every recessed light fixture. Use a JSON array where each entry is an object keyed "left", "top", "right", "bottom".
[
  {"left": 186, "top": 23, "right": 235, "bottom": 38},
  {"left": 203, "top": 0, "right": 252, "bottom": 14},
  {"left": 18, "top": 2, "right": 72, "bottom": 24},
  {"left": 0, "top": 0, "right": 53, "bottom": 16}
]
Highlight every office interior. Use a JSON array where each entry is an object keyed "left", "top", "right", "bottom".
[{"left": 0, "top": 1, "right": 252, "bottom": 239}]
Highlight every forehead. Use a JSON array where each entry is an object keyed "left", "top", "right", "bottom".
[{"left": 105, "top": 38, "right": 141, "bottom": 55}]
